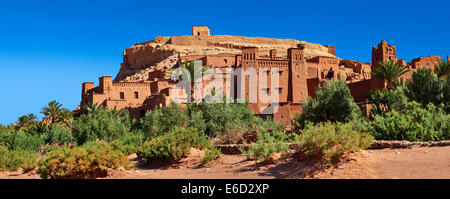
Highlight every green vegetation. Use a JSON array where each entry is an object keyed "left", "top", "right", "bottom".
[
  {"left": 72, "top": 105, "right": 132, "bottom": 144},
  {"left": 0, "top": 146, "right": 38, "bottom": 172},
  {"left": 368, "top": 88, "right": 407, "bottom": 115},
  {"left": 137, "top": 127, "right": 219, "bottom": 163},
  {"left": 42, "top": 124, "right": 75, "bottom": 146},
  {"left": 140, "top": 102, "right": 188, "bottom": 139},
  {"left": 239, "top": 131, "right": 295, "bottom": 163},
  {"left": 38, "top": 142, "right": 130, "bottom": 179},
  {"left": 434, "top": 59, "right": 450, "bottom": 78},
  {"left": 372, "top": 60, "right": 410, "bottom": 89},
  {"left": 187, "top": 101, "right": 255, "bottom": 137},
  {"left": 297, "top": 122, "right": 373, "bottom": 166},
  {"left": 367, "top": 102, "right": 450, "bottom": 141},
  {"left": 404, "top": 68, "right": 446, "bottom": 108},
  {"left": 0, "top": 130, "right": 44, "bottom": 151},
  {"left": 293, "top": 79, "right": 362, "bottom": 130}
]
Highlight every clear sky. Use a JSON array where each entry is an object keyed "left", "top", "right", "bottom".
[{"left": 0, "top": 0, "right": 449, "bottom": 125}]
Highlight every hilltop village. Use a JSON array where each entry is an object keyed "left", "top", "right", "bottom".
[{"left": 78, "top": 26, "right": 449, "bottom": 124}]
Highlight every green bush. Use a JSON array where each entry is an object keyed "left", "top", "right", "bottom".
[
  {"left": 443, "top": 77, "right": 450, "bottom": 112},
  {"left": 137, "top": 127, "right": 217, "bottom": 163},
  {"left": 367, "top": 102, "right": 450, "bottom": 141},
  {"left": 239, "top": 132, "right": 292, "bottom": 163},
  {"left": 0, "top": 130, "right": 44, "bottom": 151},
  {"left": 188, "top": 102, "right": 255, "bottom": 137},
  {"left": 38, "top": 142, "right": 130, "bottom": 179},
  {"left": 42, "top": 125, "right": 75, "bottom": 145},
  {"left": 110, "top": 132, "right": 145, "bottom": 155},
  {"left": 297, "top": 122, "right": 373, "bottom": 166},
  {"left": 141, "top": 102, "right": 188, "bottom": 139},
  {"left": 293, "top": 79, "right": 362, "bottom": 130},
  {"left": 368, "top": 88, "right": 407, "bottom": 115},
  {"left": 188, "top": 110, "right": 207, "bottom": 133},
  {"left": 71, "top": 107, "right": 132, "bottom": 144},
  {"left": 0, "top": 125, "right": 11, "bottom": 136},
  {"left": 202, "top": 148, "right": 222, "bottom": 164},
  {"left": 0, "top": 146, "right": 38, "bottom": 172},
  {"left": 251, "top": 117, "right": 285, "bottom": 133},
  {"left": 404, "top": 68, "right": 445, "bottom": 107}
]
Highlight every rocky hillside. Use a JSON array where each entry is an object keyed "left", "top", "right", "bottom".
[{"left": 114, "top": 35, "right": 338, "bottom": 81}]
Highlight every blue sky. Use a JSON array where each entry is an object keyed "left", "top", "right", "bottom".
[{"left": 0, "top": 0, "right": 449, "bottom": 125}]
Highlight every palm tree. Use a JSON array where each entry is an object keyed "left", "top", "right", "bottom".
[
  {"left": 166, "top": 59, "right": 209, "bottom": 103},
  {"left": 41, "top": 100, "right": 62, "bottom": 124},
  {"left": 16, "top": 113, "right": 37, "bottom": 130},
  {"left": 110, "top": 106, "right": 127, "bottom": 118},
  {"left": 372, "top": 60, "right": 410, "bottom": 90},
  {"left": 434, "top": 60, "right": 450, "bottom": 78},
  {"left": 83, "top": 103, "right": 102, "bottom": 114},
  {"left": 56, "top": 108, "right": 73, "bottom": 126}
]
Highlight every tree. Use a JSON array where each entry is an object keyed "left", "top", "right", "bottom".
[
  {"left": 293, "top": 79, "right": 362, "bottom": 130},
  {"left": 71, "top": 106, "right": 132, "bottom": 144},
  {"left": 404, "top": 68, "right": 445, "bottom": 107},
  {"left": 56, "top": 108, "right": 73, "bottom": 127},
  {"left": 166, "top": 59, "right": 209, "bottom": 103},
  {"left": 83, "top": 103, "right": 102, "bottom": 115},
  {"left": 434, "top": 60, "right": 450, "bottom": 78},
  {"left": 140, "top": 102, "right": 188, "bottom": 139},
  {"left": 372, "top": 60, "right": 410, "bottom": 89},
  {"left": 41, "top": 100, "right": 63, "bottom": 124},
  {"left": 15, "top": 114, "right": 38, "bottom": 130},
  {"left": 368, "top": 88, "right": 407, "bottom": 115}
]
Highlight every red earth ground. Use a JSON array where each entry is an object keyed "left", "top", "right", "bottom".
[{"left": 1, "top": 146, "right": 450, "bottom": 179}]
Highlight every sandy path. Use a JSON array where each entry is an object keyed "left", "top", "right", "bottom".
[
  {"left": 316, "top": 146, "right": 450, "bottom": 179},
  {"left": 1, "top": 146, "right": 450, "bottom": 179}
]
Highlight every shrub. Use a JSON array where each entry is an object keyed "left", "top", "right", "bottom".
[
  {"left": 367, "top": 102, "right": 450, "bottom": 141},
  {"left": 0, "top": 130, "right": 44, "bottom": 151},
  {"left": 188, "top": 110, "right": 207, "bottom": 133},
  {"left": 110, "top": 132, "right": 145, "bottom": 155},
  {"left": 215, "top": 126, "right": 248, "bottom": 144},
  {"left": 443, "top": 77, "right": 450, "bottom": 112},
  {"left": 0, "top": 146, "right": 38, "bottom": 172},
  {"left": 404, "top": 68, "right": 445, "bottom": 107},
  {"left": 38, "top": 142, "right": 130, "bottom": 179},
  {"left": 293, "top": 79, "right": 362, "bottom": 130},
  {"left": 368, "top": 88, "right": 407, "bottom": 115},
  {"left": 202, "top": 148, "right": 222, "bottom": 164},
  {"left": 0, "top": 125, "right": 11, "bottom": 136},
  {"left": 137, "top": 127, "right": 217, "bottom": 163},
  {"left": 188, "top": 102, "right": 255, "bottom": 137},
  {"left": 251, "top": 117, "right": 285, "bottom": 133},
  {"left": 297, "top": 122, "right": 373, "bottom": 166},
  {"left": 42, "top": 125, "right": 75, "bottom": 145},
  {"left": 270, "top": 131, "right": 300, "bottom": 143},
  {"left": 239, "top": 132, "right": 291, "bottom": 163},
  {"left": 71, "top": 108, "right": 132, "bottom": 144},
  {"left": 141, "top": 102, "right": 188, "bottom": 139}
]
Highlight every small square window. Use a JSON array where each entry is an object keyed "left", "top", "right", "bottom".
[
  {"left": 276, "top": 88, "right": 283, "bottom": 94},
  {"left": 134, "top": 92, "right": 139, "bottom": 99},
  {"left": 262, "top": 88, "right": 270, "bottom": 94},
  {"left": 120, "top": 92, "right": 125, "bottom": 99}
]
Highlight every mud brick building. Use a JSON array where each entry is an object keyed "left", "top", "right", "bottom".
[{"left": 79, "top": 26, "right": 447, "bottom": 125}]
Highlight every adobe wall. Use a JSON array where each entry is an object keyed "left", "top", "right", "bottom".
[
  {"left": 307, "top": 78, "right": 321, "bottom": 99},
  {"left": 192, "top": 26, "right": 210, "bottom": 37},
  {"left": 122, "top": 45, "right": 176, "bottom": 70},
  {"left": 347, "top": 79, "right": 371, "bottom": 103},
  {"left": 409, "top": 56, "right": 441, "bottom": 69}
]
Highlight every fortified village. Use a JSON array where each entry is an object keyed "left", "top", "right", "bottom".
[{"left": 78, "top": 26, "right": 449, "bottom": 125}]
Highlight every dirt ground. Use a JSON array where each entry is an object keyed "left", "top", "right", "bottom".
[{"left": 1, "top": 146, "right": 450, "bottom": 179}]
